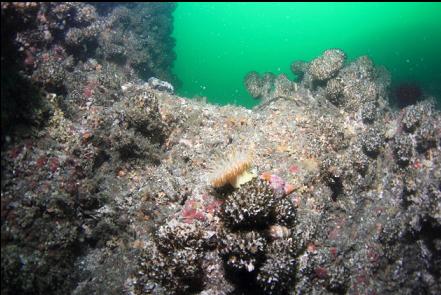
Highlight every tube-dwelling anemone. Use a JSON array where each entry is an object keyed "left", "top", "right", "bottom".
[{"left": 208, "top": 149, "right": 255, "bottom": 188}]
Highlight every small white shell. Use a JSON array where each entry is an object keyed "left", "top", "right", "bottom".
[{"left": 268, "top": 225, "right": 291, "bottom": 240}]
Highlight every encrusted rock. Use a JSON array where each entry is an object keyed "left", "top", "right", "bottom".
[
  {"left": 308, "top": 49, "right": 346, "bottom": 81},
  {"left": 223, "top": 178, "right": 277, "bottom": 228},
  {"left": 256, "top": 239, "right": 296, "bottom": 294},
  {"left": 219, "top": 230, "right": 267, "bottom": 272},
  {"left": 148, "top": 77, "right": 174, "bottom": 94}
]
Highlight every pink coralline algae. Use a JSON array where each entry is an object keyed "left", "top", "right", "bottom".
[
  {"left": 36, "top": 156, "right": 48, "bottom": 168},
  {"left": 260, "top": 172, "right": 295, "bottom": 195},
  {"left": 330, "top": 247, "right": 338, "bottom": 259},
  {"left": 289, "top": 164, "right": 299, "bottom": 174},
  {"left": 314, "top": 266, "right": 328, "bottom": 279},
  {"left": 24, "top": 49, "right": 35, "bottom": 67},
  {"left": 49, "top": 157, "right": 60, "bottom": 173},
  {"left": 269, "top": 174, "right": 286, "bottom": 194},
  {"left": 284, "top": 183, "right": 295, "bottom": 195},
  {"left": 83, "top": 80, "right": 98, "bottom": 98},
  {"left": 205, "top": 199, "right": 223, "bottom": 213},
  {"left": 8, "top": 145, "right": 23, "bottom": 159},
  {"left": 182, "top": 199, "right": 206, "bottom": 223},
  {"left": 181, "top": 196, "right": 224, "bottom": 223}
]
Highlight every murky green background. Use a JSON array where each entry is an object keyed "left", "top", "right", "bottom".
[{"left": 172, "top": 3, "right": 441, "bottom": 108}]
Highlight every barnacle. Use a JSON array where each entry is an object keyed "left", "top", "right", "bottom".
[
  {"left": 208, "top": 149, "right": 256, "bottom": 188},
  {"left": 256, "top": 239, "right": 297, "bottom": 294},
  {"left": 138, "top": 243, "right": 204, "bottom": 293},
  {"left": 219, "top": 230, "right": 267, "bottom": 272},
  {"left": 273, "top": 198, "right": 296, "bottom": 226},
  {"left": 223, "top": 178, "right": 276, "bottom": 227},
  {"left": 155, "top": 219, "right": 204, "bottom": 253}
]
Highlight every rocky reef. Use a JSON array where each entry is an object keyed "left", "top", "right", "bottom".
[
  {"left": 1, "top": 2, "right": 177, "bottom": 143},
  {"left": 1, "top": 4, "right": 441, "bottom": 295}
]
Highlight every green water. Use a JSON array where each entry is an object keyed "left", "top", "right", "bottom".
[{"left": 172, "top": 3, "right": 441, "bottom": 108}]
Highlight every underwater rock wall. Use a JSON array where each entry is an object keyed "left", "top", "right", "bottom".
[
  {"left": 129, "top": 51, "right": 440, "bottom": 295},
  {"left": 1, "top": 2, "right": 177, "bottom": 143},
  {"left": 1, "top": 4, "right": 441, "bottom": 295},
  {"left": 1, "top": 3, "right": 177, "bottom": 294}
]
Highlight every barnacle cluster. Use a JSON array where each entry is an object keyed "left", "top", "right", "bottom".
[
  {"left": 155, "top": 219, "right": 205, "bottom": 252},
  {"left": 136, "top": 241, "right": 204, "bottom": 293},
  {"left": 136, "top": 221, "right": 207, "bottom": 293},
  {"left": 135, "top": 172, "right": 299, "bottom": 294},
  {"left": 243, "top": 71, "right": 298, "bottom": 103},
  {"left": 308, "top": 49, "right": 346, "bottom": 81},
  {"left": 273, "top": 198, "right": 297, "bottom": 227},
  {"left": 218, "top": 178, "right": 298, "bottom": 293},
  {"left": 223, "top": 179, "right": 277, "bottom": 227},
  {"left": 219, "top": 230, "right": 267, "bottom": 272},
  {"left": 257, "top": 239, "right": 297, "bottom": 294},
  {"left": 222, "top": 178, "right": 297, "bottom": 229},
  {"left": 243, "top": 71, "right": 276, "bottom": 99}
]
